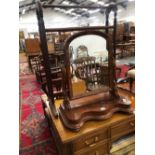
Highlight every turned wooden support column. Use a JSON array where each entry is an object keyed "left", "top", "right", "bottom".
[
  {"left": 113, "top": 7, "right": 117, "bottom": 58},
  {"left": 105, "top": 8, "right": 110, "bottom": 35},
  {"left": 36, "top": 2, "right": 58, "bottom": 117},
  {"left": 112, "top": 6, "right": 119, "bottom": 96},
  {"left": 105, "top": 6, "right": 118, "bottom": 96}
]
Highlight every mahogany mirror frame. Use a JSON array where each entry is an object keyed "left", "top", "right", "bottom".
[
  {"left": 35, "top": 1, "right": 133, "bottom": 124},
  {"left": 63, "top": 30, "right": 115, "bottom": 100}
]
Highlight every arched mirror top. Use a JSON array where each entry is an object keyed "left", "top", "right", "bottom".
[{"left": 69, "top": 34, "right": 108, "bottom": 62}]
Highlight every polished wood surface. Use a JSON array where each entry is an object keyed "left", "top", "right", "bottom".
[
  {"left": 116, "top": 42, "right": 135, "bottom": 58},
  {"left": 71, "top": 78, "right": 86, "bottom": 97},
  {"left": 42, "top": 88, "right": 134, "bottom": 155},
  {"left": 25, "top": 38, "right": 41, "bottom": 53},
  {"left": 42, "top": 88, "right": 134, "bottom": 144}
]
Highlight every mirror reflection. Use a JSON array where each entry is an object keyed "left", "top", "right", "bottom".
[{"left": 69, "top": 34, "right": 110, "bottom": 97}]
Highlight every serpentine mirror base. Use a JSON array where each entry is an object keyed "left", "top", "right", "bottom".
[{"left": 58, "top": 93, "right": 133, "bottom": 131}]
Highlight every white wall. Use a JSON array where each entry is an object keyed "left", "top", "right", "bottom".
[
  {"left": 19, "top": 1, "right": 135, "bottom": 33},
  {"left": 19, "top": 8, "right": 82, "bottom": 33},
  {"left": 19, "top": 10, "right": 38, "bottom": 33},
  {"left": 118, "top": 1, "right": 135, "bottom": 22}
]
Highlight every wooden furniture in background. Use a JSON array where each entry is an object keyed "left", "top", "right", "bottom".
[
  {"left": 34, "top": 55, "right": 64, "bottom": 99},
  {"left": 52, "top": 51, "right": 65, "bottom": 66},
  {"left": 116, "top": 42, "right": 135, "bottom": 58},
  {"left": 19, "top": 31, "right": 25, "bottom": 39},
  {"left": 109, "top": 22, "right": 135, "bottom": 44},
  {"left": 42, "top": 66, "right": 64, "bottom": 99},
  {"left": 115, "top": 22, "right": 135, "bottom": 59},
  {"left": 42, "top": 89, "right": 135, "bottom": 155},
  {"left": 25, "top": 38, "right": 41, "bottom": 71},
  {"left": 47, "top": 42, "right": 55, "bottom": 54},
  {"left": 116, "top": 23, "right": 124, "bottom": 43}
]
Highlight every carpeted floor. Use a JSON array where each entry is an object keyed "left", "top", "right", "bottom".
[{"left": 19, "top": 75, "right": 57, "bottom": 155}]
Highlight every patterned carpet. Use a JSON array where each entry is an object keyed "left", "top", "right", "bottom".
[{"left": 19, "top": 75, "right": 57, "bottom": 155}]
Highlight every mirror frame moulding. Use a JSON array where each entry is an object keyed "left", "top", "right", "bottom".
[{"left": 63, "top": 30, "right": 113, "bottom": 100}]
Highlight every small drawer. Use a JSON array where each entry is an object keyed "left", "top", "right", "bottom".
[
  {"left": 73, "top": 129, "right": 109, "bottom": 152},
  {"left": 111, "top": 117, "right": 135, "bottom": 141},
  {"left": 74, "top": 140, "right": 109, "bottom": 155}
]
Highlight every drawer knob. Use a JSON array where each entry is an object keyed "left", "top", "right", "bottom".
[
  {"left": 85, "top": 136, "right": 99, "bottom": 147},
  {"left": 85, "top": 141, "right": 97, "bottom": 147}
]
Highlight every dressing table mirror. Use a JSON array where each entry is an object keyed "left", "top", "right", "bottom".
[
  {"left": 59, "top": 30, "right": 133, "bottom": 131},
  {"left": 36, "top": 1, "right": 134, "bottom": 131}
]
